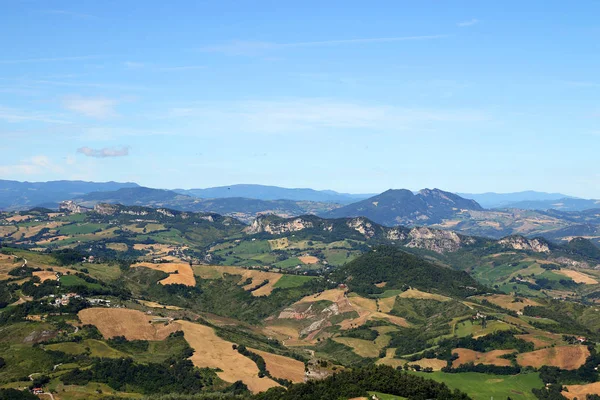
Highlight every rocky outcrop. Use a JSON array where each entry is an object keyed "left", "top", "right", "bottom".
[
  {"left": 346, "top": 217, "right": 377, "bottom": 238},
  {"left": 245, "top": 216, "right": 314, "bottom": 235},
  {"left": 404, "top": 227, "right": 474, "bottom": 253},
  {"left": 498, "top": 236, "right": 551, "bottom": 253},
  {"left": 93, "top": 203, "right": 119, "bottom": 215},
  {"left": 59, "top": 200, "right": 90, "bottom": 214}
]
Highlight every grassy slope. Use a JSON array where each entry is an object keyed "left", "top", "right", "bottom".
[{"left": 409, "top": 371, "right": 543, "bottom": 400}]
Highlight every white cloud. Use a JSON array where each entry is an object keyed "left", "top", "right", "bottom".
[
  {"left": 457, "top": 19, "right": 480, "bottom": 27},
  {"left": 62, "top": 96, "right": 119, "bottom": 118},
  {"left": 199, "top": 35, "right": 446, "bottom": 55},
  {"left": 77, "top": 146, "right": 130, "bottom": 158},
  {"left": 166, "top": 98, "right": 488, "bottom": 134}
]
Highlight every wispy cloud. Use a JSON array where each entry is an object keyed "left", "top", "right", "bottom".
[
  {"left": 77, "top": 146, "right": 130, "bottom": 158},
  {"left": 199, "top": 35, "right": 447, "bottom": 55},
  {"left": 165, "top": 98, "right": 488, "bottom": 134},
  {"left": 457, "top": 19, "right": 480, "bottom": 27},
  {"left": 0, "top": 55, "right": 105, "bottom": 64},
  {"left": 62, "top": 96, "right": 119, "bottom": 118}
]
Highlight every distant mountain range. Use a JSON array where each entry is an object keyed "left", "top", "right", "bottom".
[
  {"left": 0, "top": 179, "right": 139, "bottom": 210},
  {"left": 73, "top": 187, "right": 340, "bottom": 223},
  {"left": 175, "top": 184, "right": 373, "bottom": 204},
  {"left": 458, "top": 190, "right": 574, "bottom": 208},
  {"left": 499, "top": 197, "right": 600, "bottom": 212}
]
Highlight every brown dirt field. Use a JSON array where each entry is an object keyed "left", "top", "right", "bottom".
[
  {"left": 106, "top": 243, "right": 128, "bottom": 252},
  {"left": 178, "top": 320, "right": 280, "bottom": 393},
  {"left": 475, "top": 294, "right": 541, "bottom": 312},
  {"left": 556, "top": 269, "right": 599, "bottom": 284},
  {"left": 78, "top": 308, "right": 181, "bottom": 340},
  {"left": 378, "top": 296, "right": 396, "bottom": 313},
  {"left": 137, "top": 300, "right": 182, "bottom": 310},
  {"left": 133, "top": 262, "right": 196, "bottom": 286},
  {"left": 452, "top": 348, "right": 515, "bottom": 367},
  {"left": 194, "top": 265, "right": 283, "bottom": 296},
  {"left": 412, "top": 358, "right": 447, "bottom": 371},
  {"left": 562, "top": 382, "right": 600, "bottom": 399},
  {"left": 375, "top": 281, "right": 387, "bottom": 288},
  {"left": 0, "top": 226, "right": 18, "bottom": 237},
  {"left": 264, "top": 325, "right": 300, "bottom": 339},
  {"left": 348, "top": 295, "right": 378, "bottom": 312},
  {"left": 298, "top": 255, "right": 319, "bottom": 264},
  {"left": 398, "top": 288, "right": 451, "bottom": 302},
  {"left": 12, "top": 221, "right": 68, "bottom": 239},
  {"left": 516, "top": 331, "right": 563, "bottom": 349},
  {"left": 249, "top": 348, "right": 305, "bottom": 382},
  {"left": 33, "top": 271, "right": 58, "bottom": 282},
  {"left": 376, "top": 359, "right": 405, "bottom": 369},
  {"left": 298, "top": 288, "right": 346, "bottom": 303},
  {"left": 517, "top": 345, "right": 590, "bottom": 370},
  {"left": 36, "top": 235, "right": 70, "bottom": 245},
  {"left": 6, "top": 215, "right": 33, "bottom": 222}
]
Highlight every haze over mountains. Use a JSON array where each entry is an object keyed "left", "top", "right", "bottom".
[{"left": 2, "top": 180, "right": 600, "bottom": 244}]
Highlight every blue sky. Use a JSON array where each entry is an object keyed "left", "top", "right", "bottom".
[{"left": 1, "top": 1, "right": 599, "bottom": 197}]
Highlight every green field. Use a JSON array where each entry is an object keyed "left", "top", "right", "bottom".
[
  {"left": 0, "top": 322, "right": 57, "bottom": 382},
  {"left": 59, "top": 274, "right": 103, "bottom": 290},
  {"left": 454, "top": 319, "right": 512, "bottom": 337},
  {"left": 58, "top": 223, "right": 107, "bottom": 236},
  {"left": 74, "top": 263, "right": 122, "bottom": 282},
  {"left": 46, "top": 339, "right": 128, "bottom": 358},
  {"left": 274, "top": 257, "right": 303, "bottom": 269},
  {"left": 409, "top": 371, "right": 543, "bottom": 400},
  {"left": 274, "top": 274, "right": 316, "bottom": 289},
  {"left": 368, "top": 392, "right": 407, "bottom": 400}
]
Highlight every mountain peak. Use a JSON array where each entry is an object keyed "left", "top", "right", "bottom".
[{"left": 324, "top": 188, "right": 483, "bottom": 226}]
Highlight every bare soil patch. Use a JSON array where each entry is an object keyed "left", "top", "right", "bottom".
[
  {"left": 194, "top": 265, "right": 283, "bottom": 296},
  {"left": 78, "top": 308, "right": 181, "bottom": 340},
  {"left": 475, "top": 294, "right": 541, "bottom": 312},
  {"left": 133, "top": 262, "right": 196, "bottom": 286},
  {"left": 556, "top": 269, "right": 598, "bottom": 284},
  {"left": 452, "top": 348, "right": 515, "bottom": 367},
  {"left": 398, "top": 288, "right": 451, "bottom": 302},
  {"left": 517, "top": 345, "right": 589, "bottom": 370},
  {"left": 137, "top": 300, "right": 182, "bottom": 310},
  {"left": 33, "top": 270, "right": 59, "bottom": 282},
  {"left": 249, "top": 348, "right": 305, "bottom": 382},
  {"left": 563, "top": 382, "right": 600, "bottom": 399},
  {"left": 178, "top": 320, "right": 279, "bottom": 393},
  {"left": 298, "top": 255, "right": 319, "bottom": 264}
]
